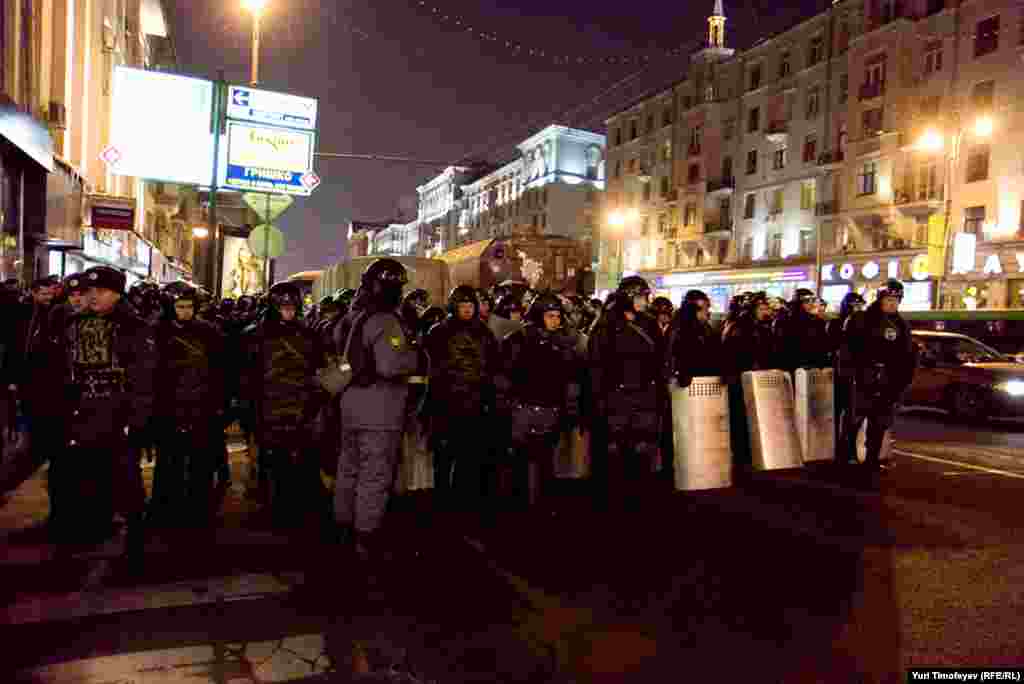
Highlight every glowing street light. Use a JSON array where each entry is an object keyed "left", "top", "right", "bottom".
[
  {"left": 242, "top": 0, "right": 269, "bottom": 86},
  {"left": 192, "top": 226, "right": 210, "bottom": 239},
  {"left": 607, "top": 210, "right": 626, "bottom": 228},
  {"left": 974, "top": 114, "right": 994, "bottom": 138},
  {"left": 916, "top": 127, "right": 945, "bottom": 153}
]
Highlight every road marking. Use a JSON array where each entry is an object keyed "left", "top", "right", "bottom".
[{"left": 893, "top": 449, "right": 1024, "bottom": 480}]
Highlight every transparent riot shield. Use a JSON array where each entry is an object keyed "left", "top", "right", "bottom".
[
  {"left": 794, "top": 368, "right": 835, "bottom": 463},
  {"left": 741, "top": 370, "right": 804, "bottom": 471},
  {"left": 669, "top": 377, "right": 732, "bottom": 490}
]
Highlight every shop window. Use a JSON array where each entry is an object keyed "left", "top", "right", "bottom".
[
  {"left": 857, "top": 161, "right": 878, "bottom": 195},
  {"left": 744, "top": 193, "right": 756, "bottom": 219},
  {"left": 748, "top": 106, "right": 760, "bottom": 133},
  {"left": 975, "top": 15, "right": 1000, "bottom": 58},
  {"left": 966, "top": 145, "right": 990, "bottom": 182},
  {"left": 746, "top": 149, "right": 758, "bottom": 175},
  {"left": 963, "top": 206, "right": 985, "bottom": 235}
]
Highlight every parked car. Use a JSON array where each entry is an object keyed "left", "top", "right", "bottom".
[{"left": 904, "top": 331, "right": 1024, "bottom": 422}]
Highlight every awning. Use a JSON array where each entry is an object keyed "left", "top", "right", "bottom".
[
  {"left": 0, "top": 103, "right": 54, "bottom": 172},
  {"left": 437, "top": 239, "right": 493, "bottom": 265}
]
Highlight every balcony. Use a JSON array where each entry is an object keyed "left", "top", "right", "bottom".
[
  {"left": 706, "top": 177, "right": 736, "bottom": 195},
  {"left": 765, "top": 121, "right": 789, "bottom": 144},
  {"left": 815, "top": 200, "right": 839, "bottom": 216},
  {"left": 817, "top": 150, "right": 845, "bottom": 170},
  {"left": 895, "top": 187, "right": 943, "bottom": 218},
  {"left": 859, "top": 81, "right": 885, "bottom": 101}
]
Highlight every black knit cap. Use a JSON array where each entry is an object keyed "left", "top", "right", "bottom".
[{"left": 82, "top": 266, "right": 127, "bottom": 294}]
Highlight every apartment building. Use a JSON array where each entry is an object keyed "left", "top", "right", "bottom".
[
  {"left": 1, "top": 0, "right": 199, "bottom": 285},
  {"left": 601, "top": 0, "right": 1024, "bottom": 311}
]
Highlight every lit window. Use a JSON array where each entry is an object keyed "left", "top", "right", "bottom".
[{"left": 857, "top": 161, "right": 878, "bottom": 195}]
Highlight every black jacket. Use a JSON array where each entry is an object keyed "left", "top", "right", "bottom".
[
  {"left": 841, "top": 302, "right": 917, "bottom": 400},
  {"left": 425, "top": 316, "right": 499, "bottom": 426},
  {"left": 776, "top": 308, "right": 832, "bottom": 371},
  {"left": 587, "top": 311, "right": 662, "bottom": 400},
  {"left": 667, "top": 312, "right": 722, "bottom": 387},
  {"left": 497, "top": 323, "right": 581, "bottom": 415},
  {"left": 155, "top": 318, "right": 226, "bottom": 422},
  {"left": 721, "top": 315, "right": 778, "bottom": 378}
]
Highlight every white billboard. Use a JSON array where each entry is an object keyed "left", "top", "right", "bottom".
[
  {"left": 222, "top": 235, "right": 268, "bottom": 298},
  {"left": 108, "top": 67, "right": 217, "bottom": 186},
  {"left": 226, "top": 85, "right": 318, "bottom": 131},
  {"left": 223, "top": 121, "right": 315, "bottom": 195}
]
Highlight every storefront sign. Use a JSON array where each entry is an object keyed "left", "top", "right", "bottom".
[
  {"left": 823, "top": 255, "right": 930, "bottom": 283},
  {"left": 983, "top": 254, "right": 1003, "bottom": 275},
  {"left": 91, "top": 204, "right": 135, "bottom": 231}
]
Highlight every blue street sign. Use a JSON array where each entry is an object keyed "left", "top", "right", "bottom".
[
  {"left": 226, "top": 86, "right": 318, "bottom": 132},
  {"left": 225, "top": 164, "right": 312, "bottom": 196}
]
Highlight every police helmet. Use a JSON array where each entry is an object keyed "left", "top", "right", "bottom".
[
  {"left": 361, "top": 258, "right": 408, "bottom": 289},
  {"left": 839, "top": 292, "right": 867, "bottom": 319},
  {"left": 476, "top": 289, "right": 495, "bottom": 308},
  {"left": 878, "top": 278, "right": 904, "bottom": 301},
  {"left": 268, "top": 281, "right": 303, "bottom": 309},
  {"left": 525, "top": 290, "right": 565, "bottom": 327},
  {"left": 745, "top": 291, "right": 770, "bottom": 314},
  {"left": 617, "top": 275, "right": 651, "bottom": 298},
  {"left": 495, "top": 293, "right": 526, "bottom": 319},
  {"left": 402, "top": 288, "right": 430, "bottom": 311},
  {"left": 447, "top": 285, "right": 479, "bottom": 316},
  {"left": 651, "top": 296, "right": 674, "bottom": 318},
  {"left": 420, "top": 306, "right": 447, "bottom": 333},
  {"left": 792, "top": 288, "right": 816, "bottom": 305}
]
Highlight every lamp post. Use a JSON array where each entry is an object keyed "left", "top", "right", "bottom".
[
  {"left": 606, "top": 207, "right": 641, "bottom": 286},
  {"left": 914, "top": 113, "right": 994, "bottom": 308},
  {"left": 242, "top": 0, "right": 268, "bottom": 86}
]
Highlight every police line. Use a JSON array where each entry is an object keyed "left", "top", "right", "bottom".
[{"left": 391, "top": 369, "right": 892, "bottom": 494}]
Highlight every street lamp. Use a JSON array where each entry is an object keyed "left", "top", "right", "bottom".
[
  {"left": 914, "top": 115, "right": 994, "bottom": 308},
  {"left": 242, "top": 0, "right": 268, "bottom": 86},
  {"left": 605, "top": 207, "right": 642, "bottom": 285},
  {"left": 192, "top": 226, "right": 209, "bottom": 239}
]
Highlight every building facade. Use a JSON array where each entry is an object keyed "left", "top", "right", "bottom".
[
  {"left": 602, "top": 0, "right": 1024, "bottom": 311},
  {"left": 2, "top": 0, "right": 195, "bottom": 286}
]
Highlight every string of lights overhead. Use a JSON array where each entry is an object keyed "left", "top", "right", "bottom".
[{"left": 410, "top": 0, "right": 697, "bottom": 66}]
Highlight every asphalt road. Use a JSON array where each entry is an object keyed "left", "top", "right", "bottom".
[{"left": 1, "top": 418, "right": 1024, "bottom": 683}]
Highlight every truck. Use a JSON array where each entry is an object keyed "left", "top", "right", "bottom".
[{"left": 314, "top": 256, "right": 451, "bottom": 309}]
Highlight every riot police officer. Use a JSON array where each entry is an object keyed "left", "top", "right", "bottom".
[
  {"left": 838, "top": 280, "right": 916, "bottom": 472},
  {"left": 775, "top": 288, "right": 832, "bottom": 373},
  {"left": 496, "top": 292, "right": 581, "bottom": 512},
  {"left": 587, "top": 276, "right": 662, "bottom": 511},
  {"left": 334, "top": 259, "right": 422, "bottom": 561},
  {"left": 150, "top": 282, "right": 226, "bottom": 529}
]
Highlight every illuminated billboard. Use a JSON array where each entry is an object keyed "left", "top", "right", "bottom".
[
  {"left": 222, "top": 235, "right": 267, "bottom": 297},
  {"left": 108, "top": 67, "right": 217, "bottom": 186},
  {"left": 223, "top": 121, "right": 315, "bottom": 195}
]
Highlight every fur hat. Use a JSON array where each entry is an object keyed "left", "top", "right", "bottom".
[{"left": 83, "top": 266, "right": 126, "bottom": 294}]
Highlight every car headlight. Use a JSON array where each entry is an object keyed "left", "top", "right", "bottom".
[{"left": 996, "top": 380, "right": 1024, "bottom": 397}]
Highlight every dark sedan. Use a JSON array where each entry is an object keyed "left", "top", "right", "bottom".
[{"left": 904, "top": 331, "right": 1024, "bottom": 422}]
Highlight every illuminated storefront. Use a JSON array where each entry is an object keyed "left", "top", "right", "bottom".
[
  {"left": 66, "top": 227, "right": 153, "bottom": 288},
  {"left": 642, "top": 262, "right": 815, "bottom": 314},
  {"left": 818, "top": 252, "right": 934, "bottom": 312},
  {"left": 940, "top": 235, "right": 1024, "bottom": 309}
]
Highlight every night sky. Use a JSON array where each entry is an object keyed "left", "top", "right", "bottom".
[{"left": 173, "top": 0, "right": 824, "bottom": 278}]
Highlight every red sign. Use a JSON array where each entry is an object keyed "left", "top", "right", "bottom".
[
  {"left": 91, "top": 204, "right": 135, "bottom": 231},
  {"left": 300, "top": 171, "right": 321, "bottom": 192}
]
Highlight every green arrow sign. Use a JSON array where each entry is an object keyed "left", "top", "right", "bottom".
[
  {"left": 248, "top": 224, "right": 286, "bottom": 259},
  {"left": 244, "top": 193, "right": 294, "bottom": 223}
]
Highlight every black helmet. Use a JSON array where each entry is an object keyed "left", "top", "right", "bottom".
[
  {"left": 651, "top": 296, "right": 674, "bottom": 317},
  {"left": 420, "top": 306, "right": 447, "bottom": 333},
  {"left": 792, "top": 288, "right": 816, "bottom": 305},
  {"left": 495, "top": 293, "right": 526, "bottom": 319},
  {"left": 402, "top": 288, "right": 430, "bottom": 311},
  {"left": 334, "top": 288, "right": 357, "bottom": 308},
  {"left": 878, "top": 279, "right": 904, "bottom": 301},
  {"left": 617, "top": 275, "right": 651, "bottom": 299},
  {"left": 476, "top": 288, "right": 495, "bottom": 308},
  {"left": 361, "top": 258, "right": 408, "bottom": 289},
  {"left": 491, "top": 285, "right": 510, "bottom": 303},
  {"left": 447, "top": 285, "right": 479, "bottom": 316},
  {"left": 745, "top": 291, "right": 770, "bottom": 314},
  {"left": 525, "top": 290, "right": 564, "bottom": 326},
  {"left": 32, "top": 275, "right": 60, "bottom": 290},
  {"left": 839, "top": 291, "right": 867, "bottom": 319},
  {"left": 163, "top": 280, "right": 196, "bottom": 300},
  {"left": 268, "top": 281, "right": 302, "bottom": 309}
]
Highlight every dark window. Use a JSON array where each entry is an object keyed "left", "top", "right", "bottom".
[
  {"left": 663, "top": 108, "right": 673, "bottom": 127},
  {"left": 748, "top": 106, "right": 760, "bottom": 132},
  {"left": 862, "top": 107, "right": 884, "bottom": 135},
  {"left": 722, "top": 156, "right": 733, "bottom": 180},
  {"left": 630, "top": 121, "right": 638, "bottom": 139},
  {"left": 684, "top": 203, "right": 697, "bottom": 225},
  {"left": 924, "top": 40, "right": 943, "bottom": 75},
  {"left": 809, "top": 35, "right": 824, "bottom": 64},
  {"left": 643, "top": 183, "right": 652, "bottom": 201},
  {"left": 773, "top": 147, "right": 787, "bottom": 169},
  {"left": 646, "top": 114, "right": 655, "bottom": 133},
  {"left": 749, "top": 64, "right": 762, "bottom": 91},
  {"left": 688, "top": 163, "right": 701, "bottom": 183},
  {"left": 806, "top": 86, "right": 821, "bottom": 118},
  {"left": 746, "top": 149, "right": 758, "bottom": 175},
  {"left": 975, "top": 15, "right": 1000, "bottom": 57},
  {"left": 966, "top": 145, "right": 990, "bottom": 182},
  {"left": 724, "top": 119, "right": 736, "bottom": 140},
  {"left": 837, "top": 21, "right": 850, "bottom": 53},
  {"left": 614, "top": 128, "right": 622, "bottom": 146},
  {"left": 779, "top": 52, "right": 791, "bottom": 78},
  {"left": 964, "top": 206, "right": 986, "bottom": 235},
  {"left": 744, "top": 193, "right": 756, "bottom": 219},
  {"left": 803, "top": 135, "right": 818, "bottom": 163},
  {"left": 613, "top": 160, "right": 621, "bottom": 178},
  {"left": 857, "top": 161, "right": 877, "bottom": 195},
  {"left": 839, "top": 73, "right": 849, "bottom": 103},
  {"left": 720, "top": 197, "right": 732, "bottom": 222},
  {"left": 972, "top": 80, "right": 995, "bottom": 110},
  {"left": 683, "top": 95, "right": 694, "bottom": 109},
  {"left": 660, "top": 176, "right": 670, "bottom": 195}
]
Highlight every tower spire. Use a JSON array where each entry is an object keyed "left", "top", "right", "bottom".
[{"left": 708, "top": 0, "right": 726, "bottom": 49}]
